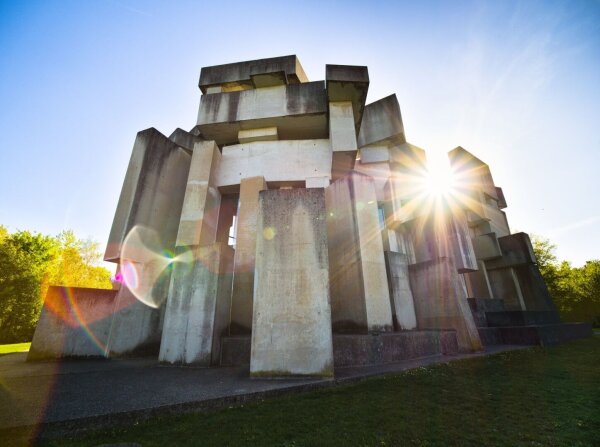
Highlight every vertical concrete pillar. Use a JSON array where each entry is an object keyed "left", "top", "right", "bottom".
[
  {"left": 325, "top": 172, "right": 393, "bottom": 333},
  {"left": 159, "top": 141, "right": 229, "bottom": 365},
  {"left": 250, "top": 189, "right": 333, "bottom": 377},
  {"left": 408, "top": 257, "right": 483, "bottom": 352},
  {"left": 384, "top": 252, "right": 417, "bottom": 330},
  {"left": 330, "top": 101, "right": 358, "bottom": 180},
  {"left": 229, "top": 176, "right": 268, "bottom": 334},
  {"left": 105, "top": 128, "right": 191, "bottom": 357}
]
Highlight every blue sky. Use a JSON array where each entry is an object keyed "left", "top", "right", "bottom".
[{"left": 1, "top": 0, "right": 599, "bottom": 266}]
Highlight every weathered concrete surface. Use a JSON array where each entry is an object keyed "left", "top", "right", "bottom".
[
  {"left": 358, "top": 94, "right": 405, "bottom": 148},
  {"left": 333, "top": 331, "right": 458, "bottom": 367},
  {"left": 159, "top": 244, "right": 233, "bottom": 365},
  {"left": 175, "top": 140, "right": 221, "bottom": 248},
  {"left": 325, "top": 173, "right": 393, "bottom": 333},
  {"left": 408, "top": 257, "right": 483, "bottom": 352},
  {"left": 196, "top": 82, "right": 328, "bottom": 145},
  {"left": 464, "top": 260, "right": 495, "bottom": 299},
  {"left": 229, "top": 176, "right": 267, "bottom": 334},
  {"left": 514, "top": 264, "right": 559, "bottom": 312},
  {"left": 384, "top": 252, "right": 418, "bottom": 330},
  {"left": 215, "top": 140, "right": 331, "bottom": 189},
  {"left": 250, "top": 189, "right": 334, "bottom": 377},
  {"left": 487, "top": 268, "right": 526, "bottom": 310},
  {"left": 102, "top": 129, "right": 191, "bottom": 357},
  {"left": 104, "top": 128, "right": 191, "bottom": 263},
  {"left": 223, "top": 331, "right": 459, "bottom": 367},
  {"left": 330, "top": 101, "right": 358, "bottom": 179},
  {"left": 238, "top": 126, "right": 278, "bottom": 143},
  {"left": 199, "top": 55, "right": 308, "bottom": 93},
  {"left": 28, "top": 287, "right": 117, "bottom": 360},
  {"left": 485, "top": 232, "right": 536, "bottom": 270},
  {"left": 467, "top": 298, "right": 506, "bottom": 327},
  {"left": 473, "top": 232, "right": 502, "bottom": 260},
  {"left": 326, "top": 64, "right": 369, "bottom": 133}
]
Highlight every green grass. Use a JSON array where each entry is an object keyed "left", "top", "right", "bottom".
[
  {"left": 0, "top": 342, "right": 30, "bottom": 355},
  {"left": 41, "top": 337, "right": 600, "bottom": 446}
]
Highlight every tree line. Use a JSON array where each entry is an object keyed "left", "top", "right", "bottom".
[
  {"left": 0, "top": 226, "right": 112, "bottom": 343},
  {"left": 532, "top": 235, "right": 600, "bottom": 326}
]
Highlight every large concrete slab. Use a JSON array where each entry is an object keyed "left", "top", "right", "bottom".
[
  {"left": 325, "top": 173, "right": 393, "bottom": 333},
  {"left": 28, "top": 287, "right": 117, "bottom": 360},
  {"left": 408, "top": 257, "right": 483, "bottom": 352},
  {"left": 384, "top": 251, "right": 418, "bottom": 330},
  {"left": 229, "top": 176, "right": 268, "bottom": 334},
  {"left": 250, "top": 188, "right": 334, "bottom": 377}
]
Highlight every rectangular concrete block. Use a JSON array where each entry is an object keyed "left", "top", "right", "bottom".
[
  {"left": 408, "top": 257, "right": 483, "bottom": 352},
  {"left": 176, "top": 140, "right": 221, "bottom": 248},
  {"left": 384, "top": 252, "right": 418, "bottom": 330},
  {"left": 325, "top": 172, "right": 393, "bottom": 333},
  {"left": 28, "top": 287, "right": 117, "bottom": 360},
  {"left": 238, "top": 127, "right": 278, "bottom": 143},
  {"left": 159, "top": 243, "right": 233, "bottom": 365},
  {"left": 230, "top": 176, "right": 267, "bottom": 334},
  {"left": 250, "top": 188, "right": 333, "bottom": 377},
  {"left": 104, "top": 128, "right": 191, "bottom": 262},
  {"left": 473, "top": 232, "right": 502, "bottom": 260}
]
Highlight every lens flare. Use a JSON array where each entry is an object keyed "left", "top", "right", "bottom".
[{"left": 119, "top": 225, "right": 193, "bottom": 308}]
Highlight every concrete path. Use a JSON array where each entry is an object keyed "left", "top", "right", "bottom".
[{"left": 0, "top": 345, "right": 529, "bottom": 441}]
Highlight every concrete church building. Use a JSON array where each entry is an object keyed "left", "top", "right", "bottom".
[{"left": 29, "top": 55, "right": 591, "bottom": 377}]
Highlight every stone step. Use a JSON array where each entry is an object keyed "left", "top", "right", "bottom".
[
  {"left": 477, "top": 323, "right": 592, "bottom": 347},
  {"left": 467, "top": 298, "right": 506, "bottom": 327},
  {"left": 221, "top": 330, "right": 459, "bottom": 368},
  {"left": 485, "top": 311, "right": 560, "bottom": 327}
]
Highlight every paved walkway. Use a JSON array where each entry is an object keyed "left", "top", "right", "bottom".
[{"left": 0, "top": 345, "right": 529, "bottom": 441}]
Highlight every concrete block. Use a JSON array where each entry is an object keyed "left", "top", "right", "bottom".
[
  {"left": 215, "top": 139, "right": 331, "bottom": 189},
  {"left": 199, "top": 55, "right": 308, "bottom": 93},
  {"left": 238, "top": 127, "right": 278, "bottom": 143},
  {"left": 358, "top": 94, "right": 405, "bottom": 147},
  {"left": 463, "top": 260, "right": 495, "bottom": 299},
  {"left": 230, "top": 176, "right": 267, "bottom": 334},
  {"left": 384, "top": 252, "right": 418, "bottom": 330},
  {"left": 485, "top": 232, "right": 536, "bottom": 270},
  {"left": 408, "top": 257, "right": 483, "bottom": 352},
  {"left": 250, "top": 188, "right": 333, "bottom": 377},
  {"left": 159, "top": 243, "right": 233, "bottom": 365},
  {"left": 359, "top": 145, "right": 389, "bottom": 163},
  {"left": 514, "top": 264, "right": 559, "bottom": 312},
  {"left": 305, "top": 176, "right": 330, "bottom": 188},
  {"left": 104, "top": 128, "right": 191, "bottom": 263},
  {"left": 487, "top": 268, "right": 526, "bottom": 310},
  {"left": 28, "top": 287, "right": 117, "bottom": 360},
  {"left": 196, "top": 82, "right": 328, "bottom": 145},
  {"left": 329, "top": 102, "right": 358, "bottom": 153},
  {"left": 176, "top": 141, "right": 221, "bottom": 248},
  {"left": 325, "top": 172, "right": 393, "bottom": 333},
  {"left": 473, "top": 232, "right": 502, "bottom": 260},
  {"left": 326, "top": 64, "right": 369, "bottom": 133}
]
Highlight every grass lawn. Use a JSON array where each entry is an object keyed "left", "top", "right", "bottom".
[
  {"left": 42, "top": 337, "right": 599, "bottom": 447},
  {"left": 0, "top": 342, "right": 30, "bottom": 355}
]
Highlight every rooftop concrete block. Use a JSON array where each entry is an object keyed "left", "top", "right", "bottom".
[
  {"left": 196, "top": 82, "right": 328, "bottom": 145},
  {"left": 448, "top": 146, "right": 498, "bottom": 201},
  {"left": 358, "top": 94, "right": 405, "bottom": 148},
  {"left": 326, "top": 64, "right": 369, "bottom": 133},
  {"left": 199, "top": 55, "right": 308, "bottom": 93}
]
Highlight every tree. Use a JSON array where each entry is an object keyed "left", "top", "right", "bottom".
[
  {"left": 0, "top": 227, "right": 112, "bottom": 343},
  {"left": 532, "top": 235, "right": 600, "bottom": 326},
  {"left": 0, "top": 227, "right": 59, "bottom": 343}
]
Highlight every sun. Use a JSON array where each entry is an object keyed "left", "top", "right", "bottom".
[{"left": 423, "top": 157, "right": 457, "bottom": 198}]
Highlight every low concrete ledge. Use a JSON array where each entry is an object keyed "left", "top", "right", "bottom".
[
  {"left": 222, "top": 331, "right": 459, "bottom": 368},
  {"left": 478, "top": 323, "right": 592, "bottom": 346},
  {"left": 486, "top": 311, "right": 561, "bottom": 327}
]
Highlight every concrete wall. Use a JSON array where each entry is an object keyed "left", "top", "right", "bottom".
[
  {"left": 230, "top": 176, "right": 268, "bottom": 334},
  {"left": 358, "top": 94, "right": 405, "bottom": 147},
  {"left": 250, "top": 188, "right": 333, "bottom": 377},
  {"left": 325, "top": 172, "right": 393, "bottom": 333},
  {"left": 29, "top": 287, "right": 117, "bottom": 360},
  {"left": 215, "top": 140, "right": 331, "bottom": 189},
  {"left": 159, "top": 244, "right": 233, "bottom": 365},
  {"left": 408, "top": 257, "right": 483, "bottom": 352},
  {"left": 103, "top": 128, "right": 191, "bottom": 357},
  {"left": 384, "top": 252, "right": 418, "bottom": 330}
]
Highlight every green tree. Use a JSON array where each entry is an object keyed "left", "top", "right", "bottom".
[
  {"left": 532, "top": 234, "right": 600, "bottom": 326},
  {"left": 0, "top": 226, "right": 112, "bottom": 343},
  {"left": 0, "top": 227, "right": 59, "bottom": 343}
]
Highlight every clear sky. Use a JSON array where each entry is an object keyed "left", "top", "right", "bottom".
[{"left": 1, "top": 0, "right": 599, "bottom": 267}]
